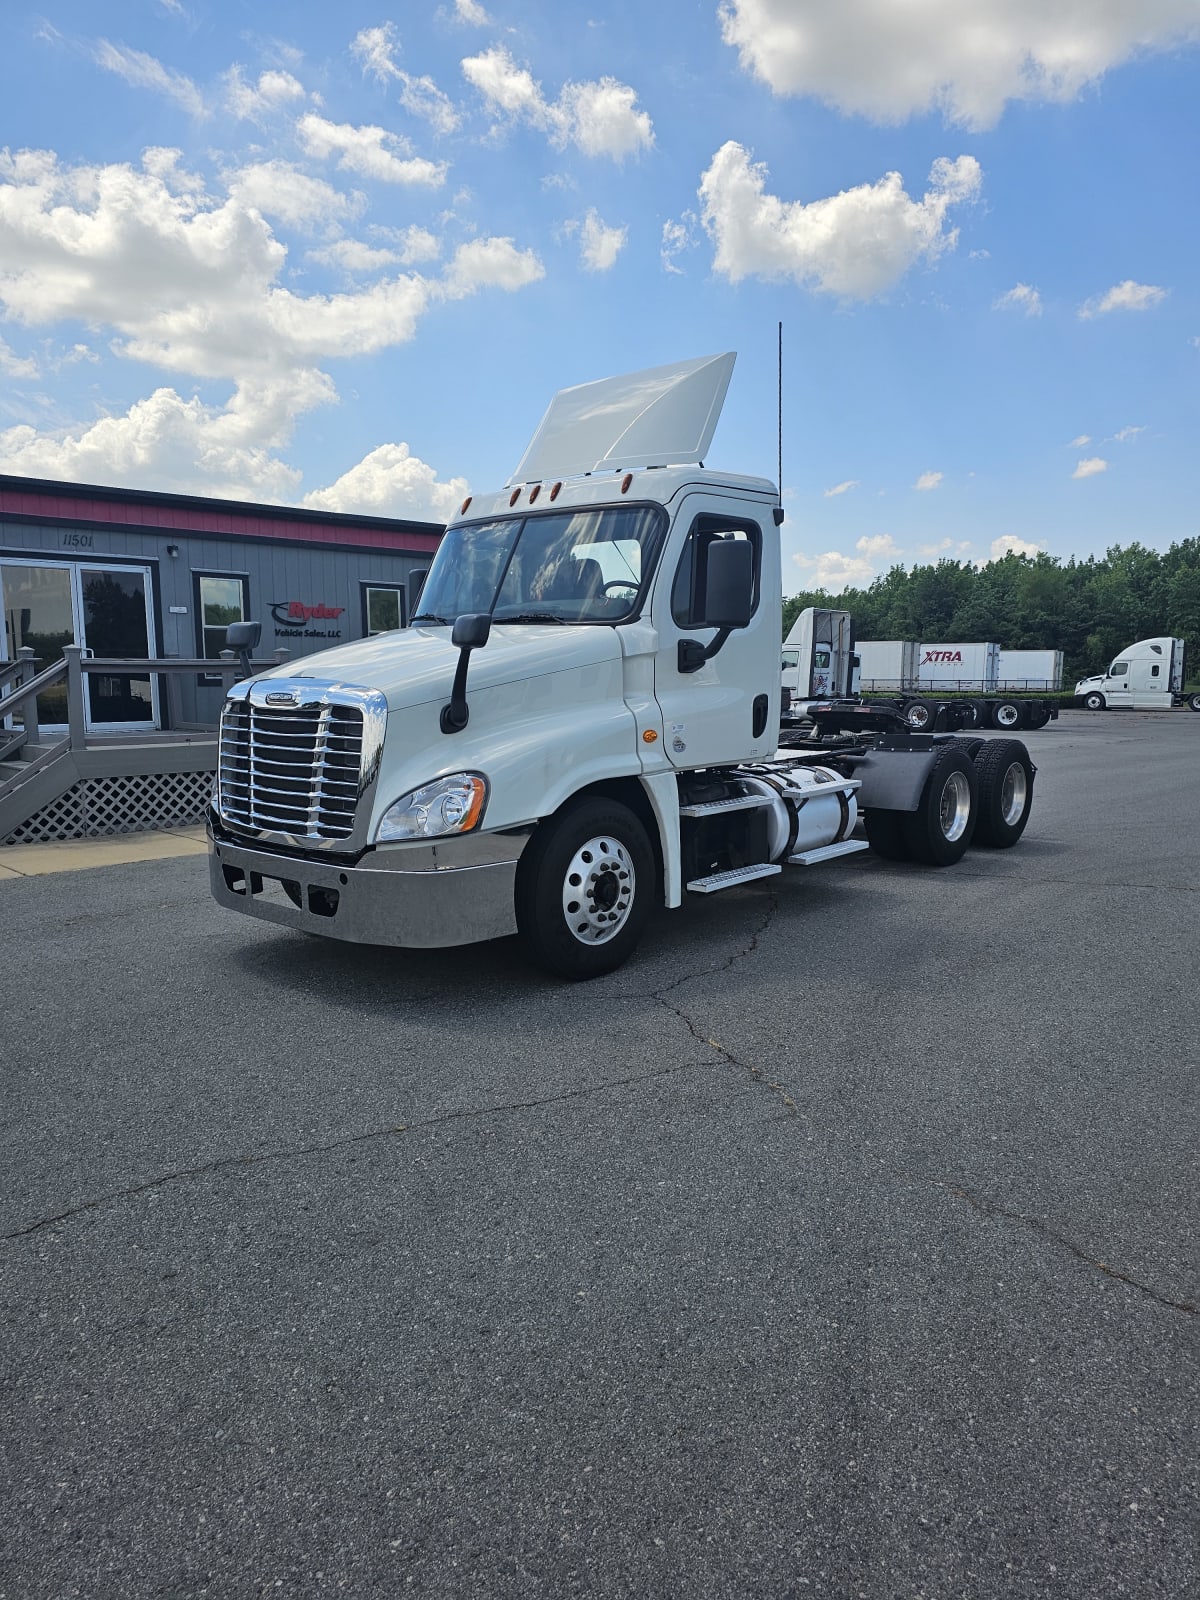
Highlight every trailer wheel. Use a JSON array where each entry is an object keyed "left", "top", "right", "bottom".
[
  {"left": 904, "top": 699, "right": 933, "bottom": 730},
  {"left": 1082, "top": 690, "right": 1106, "bottom": 711},
  {"left": 865, "top": 809, "right": 910, "bottom": 860},
  {"left": 1188, "top": 693, "right": 1200, "bottom": 712},
  {"left": 1024, "top": 704, "right": 1052, "bottom": 730},
  {"left": 515, "top": 797, "right": 653, "bottom": 980},
  {"left": 990, "top": 698, "right": 1025, "bottom": 730},
  {"left": 902, "top": 747, "right": 977, "bottom": 865},
  {"left": 972, "top": 739, "right": 1034, "bottom": 848}
]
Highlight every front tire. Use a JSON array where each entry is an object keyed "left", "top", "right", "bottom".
[
  {"left": 903, "top": 747, "right": 977, "bottom": 865},
  {"left": 972, "top": 739, "right": 1034, "bottom": 848},
  {"left": 1082, "top": 691, "right": 1106, "bottom": 711},
  {"left": 515, "top": 797, "right": 653, "bottom": 979},
  {"left": 1188, "top": 693, "right": 1200, "bottom": 712}
]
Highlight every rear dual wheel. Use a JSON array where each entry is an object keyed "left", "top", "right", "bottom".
[
  {"left": 866, "top": 746, "right": 977, "bottom": 866},
  {"left": 972, "top": 739, "right": 1034, "bottom": 848}
]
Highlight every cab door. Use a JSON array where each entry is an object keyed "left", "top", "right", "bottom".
[
  {"left": 1105, "top": 659, "right": 1131, "bottom": 707},
  {"left": 652, "top": 495, "right": 779, "bottom": 769}
]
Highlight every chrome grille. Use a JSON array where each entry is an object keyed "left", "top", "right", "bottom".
[{"left": 217, "top": 680, "right": 387, "bottom": 845}]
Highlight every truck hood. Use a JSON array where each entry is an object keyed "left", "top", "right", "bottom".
[
  {"left": 253, "top": 622, "right": 622, "bottom": 710},
  {"left": 1075, "top": 673, "right": 1103, "bottom": 691}
]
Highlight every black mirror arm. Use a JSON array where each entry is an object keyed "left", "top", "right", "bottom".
[
  {"left": 677, "top": 629, "right": 732, "bottom": 674},
  {"left": 440, "top": 649, "right": 474, "bottom": 732}
]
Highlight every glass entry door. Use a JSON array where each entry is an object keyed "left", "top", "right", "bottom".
[
  {"left": 1, "top": 560, "right": 159, "bottom": 734},
  {"left": 1, "top": 562, "right": 76, "bottom": 730},
  {"left": 78, "top": 565, "right": 158, "bottom": 731}
]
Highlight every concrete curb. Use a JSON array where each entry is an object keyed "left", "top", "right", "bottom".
[{"left": 0, "top": 826, "right": 209, "bottom": 879}]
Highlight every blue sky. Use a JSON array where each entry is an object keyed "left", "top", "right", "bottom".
[{"left": 1, "top": 0, "right": 1197, "bottom": 591}]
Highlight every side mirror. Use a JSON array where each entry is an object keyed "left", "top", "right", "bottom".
[
  {"left": 225, "top": 620, "right": 261, "bottom": 679},
  {"left": 441, "top": 612, "right": 492, "bottom": 733},
  {"left": 701, "top": 538, "right": 754, "bottom": 629}
]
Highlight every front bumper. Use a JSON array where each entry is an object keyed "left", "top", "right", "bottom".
[{"left": 207, "top": 819, "right": 530, "bottom": 948}]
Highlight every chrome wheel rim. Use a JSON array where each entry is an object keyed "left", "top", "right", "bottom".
[
  {"left": 906, "top": 704, "right": 931, "bottom": 729},
  {"left": 562, "top": 835, "right": 635, "bottom": 945},
  {"left": 999, "top": 762, "right": 1027, "bottom": 825},
  {"left": 938, "top": 771, "right": 972, "bottom": 841},
  {"left": 996, "top": 704, "right": 1020, "bottom": 726}
]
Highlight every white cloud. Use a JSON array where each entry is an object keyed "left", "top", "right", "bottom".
[
  {"left": 1070, "top": 434, "right": 1091, "bottom": 447},
  {"left": 994, "top": 282, "right": 1042, "bottom": 316},
  {"left": 0, "top": 337, "right": 39, "bottom": 379},
  {"left": 93, "top": 41, "right": 206, "bottom": 117},
  {"left": 461, "top": 46, "right": 654, "bottom": 161},
  {"left": 914, "top": 471, "right": 944, "bottom": 492},
  {"left": 351, "top": 25, "right": 461, "bottom": 134},
  {"left": 297, "top": 113, "right": 447, "bottom": 186},
  {"left": 1073, "top": 457, "right": 1108, "bottom": 479},
  {"left": 1078, "top": 280, "right": 1168, "bottom": 319},
  {"left": 0, "top": 146, "right": 545, "bottom": 492},
  {"left": 699, "top": 144, "right": 981, "bottom": 297},
  {"left": 660, "top": 214, "right": 695, "bottom": 274},
  {"left": 791, "top": 533, "right": 902, "bottom": 592},
  {"left": 441, "top": 237, "right": 544, "bottom": 298},
  {"left": 303, "top": 442, "right": 468, "bottom": 521},
  {"left": 989, "top": 535, "right": 1042, "bottom": 560},
  {"left": 577, "top": 209, "right": 626, "bottom": 272},
  {"left": 1113, "top": 424, "right": 1145, "bottom": 442},
  {"left": 454, "top": 0, "right": 491, "bottom": 23},
  {"left": 307, "top": 239, "right": 401, "bottom": 274},
  {"left": 718, "top": 0, "right": 1200, "bottom": 129},
  {"left": 224, "top": 161, "right": 359, "bottom": 229},
  {"left": 223, "top": 66, "right": 305, "bottom": 121},
  {"left": 823, "top": 479, "right": 858, "bottom": 497}
]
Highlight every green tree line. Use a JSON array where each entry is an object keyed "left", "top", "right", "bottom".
[{"left": 783, "top": 540, "right": 1200, "bottom": 688}]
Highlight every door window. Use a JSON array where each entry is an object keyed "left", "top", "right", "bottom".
[
  {"left": 196, "top": 573, "right": 250, "bottom": 681},
  {"left": 671, "top": 516, "right": 761, "bottom": 629}
]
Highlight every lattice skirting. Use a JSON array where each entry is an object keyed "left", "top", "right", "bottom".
[{"left": 2, "top": 769, "right": 215, "bottom": 845}]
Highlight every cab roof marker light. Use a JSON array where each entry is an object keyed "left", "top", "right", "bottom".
[
  {"left": 621, "top": 473, "right": 633, "bottom": 493},
  {"left": 549, "top": 481, "right": 562, "bottom": 501},
  {"left": 509, "top": 488, "right": 521, "bottom": 506},
  {"left": 460, "top": 496, "right": 472, "bottom": 516},
  {"left": 529, "top": 484, "right": 541, "bottom": 503}
]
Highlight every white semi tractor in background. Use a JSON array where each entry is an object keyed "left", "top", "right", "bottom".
[
  {"left": 1075, "top": 637, "right": 1200, "bottom": 711},
  {"left": 782, "top": 609, "right": 1059, "bottom": 732},
  {"left": 208, "top": 354, "right": 1039, "bottom": 979}
]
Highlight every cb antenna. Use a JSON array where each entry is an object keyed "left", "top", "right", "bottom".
[{"left": 777, "top": 320, "right": 783, "bottom": 495}]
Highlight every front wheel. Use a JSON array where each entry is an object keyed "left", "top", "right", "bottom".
[
  {"left": 1082, "top": 691, "right": 1106, "bottom": 711},
  {"left": 515, "top": 797, "right": 653, "bottom": 979},
  {"left": 972, "top": 739, "right": 1034, "bottom": 848},
  {"left": 903, "top": 747, "right": 977, "bottom": 865},
  {"left": 1188, "top": 693, "right": 1200, "bottom": 712}
]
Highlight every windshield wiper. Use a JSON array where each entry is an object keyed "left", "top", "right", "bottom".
[
  {"left": 496, "top": 612, "right": 567, "bottom": 625},
  {"left": 411, "top": 612, "right": 453, "bottom": 625}
]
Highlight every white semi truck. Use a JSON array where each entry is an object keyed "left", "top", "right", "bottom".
[
  {"left": 1075, "top": 637, "right": 1200, "bottom": 711},
  {"left": 208, "top": 354, "right": 1038, "bottom": 979}
]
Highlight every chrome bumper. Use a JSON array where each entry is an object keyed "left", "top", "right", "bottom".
[{"left": 207, "top": 822, "right": 530, "bottom": 948}]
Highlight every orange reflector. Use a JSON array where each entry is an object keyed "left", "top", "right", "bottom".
[
  {"left": 642, "top": 729, "right": 658, "bottom": 743},
  {"left": 459, "top": 496, "right": 472, "bottom": 515},
  {"left": 621, "top": 473, "right": 633, "bottom": 493},
  {"left": 529, "top": 484, "right": 541, "bottom": 503},
  {"left": 509, "top": 488, "right": 521, "bottom": 506},
  {"left": 550, "top": 481, "right": 562, "bottom": 501}
]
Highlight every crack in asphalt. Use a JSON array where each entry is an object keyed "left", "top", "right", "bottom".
[
  {"left": 909, "top": 1171, "right": 1198, "bottom": 1318},
  {"left": 1, "top": 1061, "right": 704, "bottom": 1242}
]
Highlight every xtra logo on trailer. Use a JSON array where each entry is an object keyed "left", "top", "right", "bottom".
[
  {"left": 921, "top": 649, "right": 963, "bottom": 664},
  {"left": 270, "top": 600, "right": 345, "bottom": 639}
]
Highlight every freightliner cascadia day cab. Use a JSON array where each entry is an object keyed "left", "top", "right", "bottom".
[
  {"left": 208, "top": 354, "right": 1039, "bottom": 979},
  {"left": 782, "top": 608, "right": 1058, "bottom": 733},
  {"left": 1075, "top": 637, "right": 1200, "bottom": 711}
]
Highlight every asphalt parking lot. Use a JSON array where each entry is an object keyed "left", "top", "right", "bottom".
[{"left": 2, "top": 711, "right": 1197, "bottom": 1599}]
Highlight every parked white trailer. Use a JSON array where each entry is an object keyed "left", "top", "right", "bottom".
[
  {"left": 1076, "top": 637, "right": 1200, "bottom": 711},
  {"left": 998, "top": 649, "right": 1064, "bottom": 691},
  {"left": 916, "top": 642, "right": 1000, "bottom": 692},
  {"left": 207, "top": 354, "right": 1041, "bottom": 978},
  {"left": 782, "top": 607, "right": 857, "bottom": 700},
  {"left": 857, "top": 640, "right": 919, "bottom": 692}
]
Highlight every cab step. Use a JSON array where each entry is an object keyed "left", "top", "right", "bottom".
[
  {"left": 686, "top": 862, "right": 782, "bottom": 894},
  {"left": 679, "top": 794, "right": 773, "bottom": 819},
  {"left": 786, "top": 839, "right": 870, "bottom": 866}
]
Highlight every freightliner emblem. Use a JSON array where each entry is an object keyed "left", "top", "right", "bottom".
[{"left": 265, "top": 691, "right": 299, "bottom": 706}]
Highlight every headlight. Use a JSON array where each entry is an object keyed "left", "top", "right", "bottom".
[{"left": 375, "top": 772, "right": 488, "bottom": 842}]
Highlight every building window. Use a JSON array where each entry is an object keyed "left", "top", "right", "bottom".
[
  {"left": 195, "top": 572, "right": 250, "bottom": 681},
  {"left": 362, "top": 583, "right": 406, "bottom": 636}
]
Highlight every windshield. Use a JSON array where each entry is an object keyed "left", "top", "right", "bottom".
[{"left": 415, "top": 505, "right": 665, "bottom": 625}]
